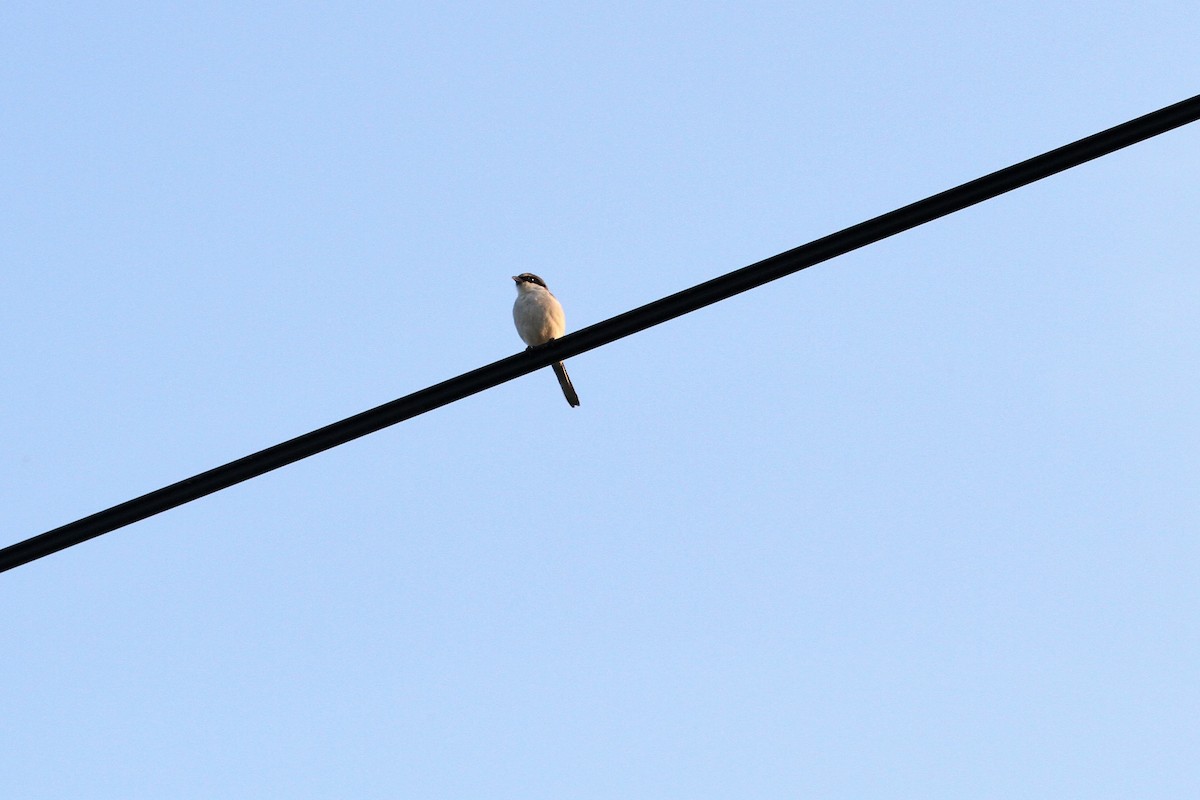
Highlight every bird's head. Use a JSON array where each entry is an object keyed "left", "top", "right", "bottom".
[{"left": 512, "top": 273, "right": 548, "bottom": 292}]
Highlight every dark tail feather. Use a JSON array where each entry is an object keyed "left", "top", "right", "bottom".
[{"left": 551, "top": 361, "right": 581, "bottom": 407}]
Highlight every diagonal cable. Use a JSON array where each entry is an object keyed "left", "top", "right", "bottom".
[{"left": 4, "top": 93, "right": 1199, "bottom": 574}]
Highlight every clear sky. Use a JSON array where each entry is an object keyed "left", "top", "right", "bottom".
[{"left": 3, "top": 3, "right": 1198, "bottom": 797}]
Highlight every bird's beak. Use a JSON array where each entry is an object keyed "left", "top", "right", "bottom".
[{"left": 511, "top": 275, "right": 520, "bottom": 283}]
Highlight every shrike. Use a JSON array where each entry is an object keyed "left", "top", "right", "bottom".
[{"left": 512, "top": 273, "right": 580, "bottom": 407}]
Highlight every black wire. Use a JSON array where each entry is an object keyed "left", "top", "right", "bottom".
[{"left": 4, "top": 93, "right": 1199, "bottom": 574}]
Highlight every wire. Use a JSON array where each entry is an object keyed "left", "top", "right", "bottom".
[{"left": 4, "top": 93, "right": 1199, "bottom": 574}]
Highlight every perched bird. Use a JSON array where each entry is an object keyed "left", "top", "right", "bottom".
[{"left": 511, "top": 273, "right": 580, "bottom": 407}]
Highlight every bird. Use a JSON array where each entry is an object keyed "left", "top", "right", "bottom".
[{"left": 511, "top": 273, "right": 580, "bottom": 407}]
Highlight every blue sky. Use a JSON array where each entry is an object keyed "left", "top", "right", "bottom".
[{"left": 3, "top": 3, "right": 1198, "bottom": 797}]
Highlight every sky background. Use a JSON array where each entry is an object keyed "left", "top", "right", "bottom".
[{"left": 3, "top": 2, "right": 1198, "bottom": 797}]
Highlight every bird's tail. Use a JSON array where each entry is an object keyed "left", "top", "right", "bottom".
[{"left": 552, "top": 361, "right": 581, "bottom": 408}]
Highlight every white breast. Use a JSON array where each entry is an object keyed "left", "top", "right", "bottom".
[{"left": 513, "top": 288, "right": 567, "bottom": 346}]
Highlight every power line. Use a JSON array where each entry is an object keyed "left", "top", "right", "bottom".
[{"left": 4, "top": 93, "right": 1199, "bottom": 574}]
